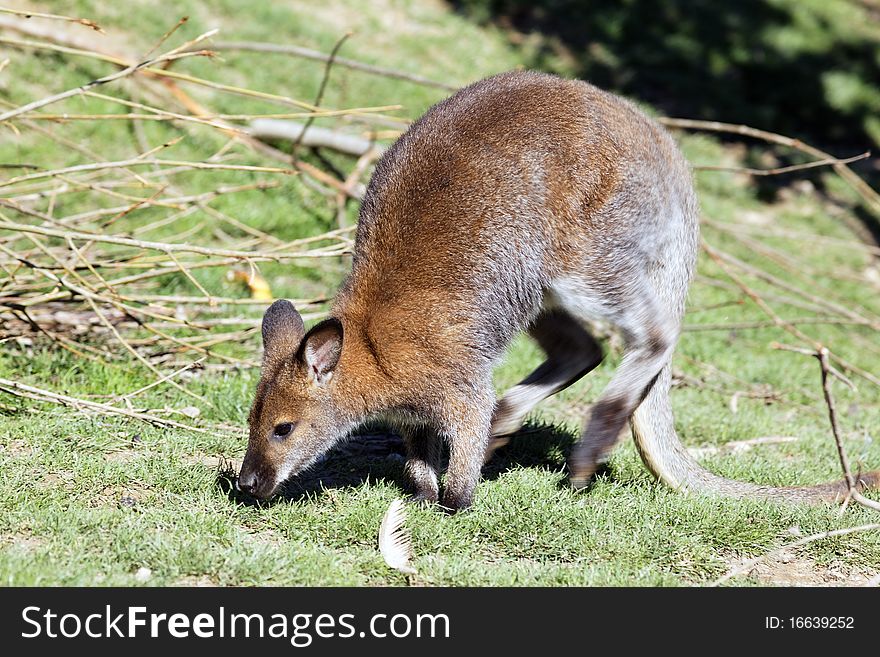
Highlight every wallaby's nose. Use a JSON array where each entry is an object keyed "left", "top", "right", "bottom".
[{"left": 236, "top": 470, "right": 256, "bottom": 495}]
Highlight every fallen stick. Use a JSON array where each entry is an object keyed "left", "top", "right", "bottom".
[
  {"left": 0, "top": 158, "right": 295, "bottom": 189},
  {"left": 0, "top": 30, "right": 217, "bottom": 123},
  {"left": 812, "top": 346, "right": 880, "bottom": 512},
  {"left": 0, "top": 15, "right": 110, "bottom": 52},
  {"left": 0, "top": 376, "right": 208, "bottom": 432},
  {"left": 0, "top": 220, "right": 348, "bottom": 260},
  {"left": 693, "top": 151, "right": 869, "bottom": 176},
  {"left": 0, "top": 33, "right": 396, "bottom": 116},
  {"left": 291, "top": 31, "right": 353, "bottom": 158},
  {"left": 0, "top": 7, "right": 103, "bottom": 32},
  {"left": 110, "top": 357, "right": 206, "bottom": 406},
  {"left": 248, "top": 118, "right": 382, "bottom": 157},
  {"left": 703, "top": 240, "right": 880, "bottom": 388}
]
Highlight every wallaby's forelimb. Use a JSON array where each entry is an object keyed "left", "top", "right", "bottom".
[
  {"left": 442, "top": 383, "right": 495, "bottom": 511},
  {"left": 402, "top": 425, "right": 441, "bottom": 504}
]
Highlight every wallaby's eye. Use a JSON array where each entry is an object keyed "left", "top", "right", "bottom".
[{"left": 272, "top": 422, "right": 295, "bottom": 439}]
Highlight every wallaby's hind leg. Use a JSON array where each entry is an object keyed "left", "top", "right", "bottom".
[
  {"left": 401, "top": 425, "right": 441, "bottom": 504},
  {"left": 561, "top": 284, "right": 678, "bottom": 488},
  {"left": 486, "top": 309, "right": 603, "bottom": 461}
]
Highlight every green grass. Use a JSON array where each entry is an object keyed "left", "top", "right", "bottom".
[{"left": 1, "top": 0, "right": 880, "bottom": 586}]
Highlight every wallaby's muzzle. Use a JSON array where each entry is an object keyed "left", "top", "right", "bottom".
[{"left": 236, "top": 454, "right": 278, "bottom": 500}]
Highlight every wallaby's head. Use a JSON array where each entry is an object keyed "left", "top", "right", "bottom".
[{"left": 237, "top": 299, "right": 349, "bottom": 500}]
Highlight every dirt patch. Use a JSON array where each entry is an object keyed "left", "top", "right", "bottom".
[
  {"left": 0, "top": 533, "right": 46, "bottom": 552},
  {"left": 91, "top": 481, "right": 153, "bottom": 509},
  {"left": 173, "top": 575, "right": 219, "bottom": 587},
  {"left": 181, "top": 454, "right": 227, "bottom": 470},
  {"left": 729, "top": 550, "right": 875, "bottom": 586},
  {"left": 245, "top": 527, "right": 285, "bottom": 547},
  {"left": 103, "top": 449, "right": 144, "bottom": 464},
  {"left": 3, "top": 439, "right": 36, "bottom": 458},
  {"left": 38, "top": 470, "right": 76, "bottom": 491}
]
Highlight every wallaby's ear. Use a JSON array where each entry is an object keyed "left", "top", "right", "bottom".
[
  {"left": 261, "top": 300, "right": 305, "bottom": 364},
  {"left": 299, "top": 318, "right": 343, "bottom": 385}
]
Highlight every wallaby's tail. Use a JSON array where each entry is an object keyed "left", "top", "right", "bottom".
[
  {"left": 626, "top": 122, "right": 879, "bottom": 503},
  {"left": 630, "top": 361, "right": 880, "bottom": 503}
]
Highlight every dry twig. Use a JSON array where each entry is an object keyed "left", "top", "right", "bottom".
[
  {"left": 712, "top": 523, "right": 880, "bottom": 586},
  {"left": 204, "top": 40, "right": 457, "bottom": 91},
  {"left": 0, "top": 376, "right": 209, "bottom": 432}
]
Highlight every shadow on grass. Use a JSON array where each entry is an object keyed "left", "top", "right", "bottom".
[{"left": 216, "top": 421, "right": 596, "bottom": 505}]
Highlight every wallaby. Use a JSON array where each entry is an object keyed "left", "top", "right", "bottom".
[{"left": 238, "top": 70, "right": 880, "bottom": 511}]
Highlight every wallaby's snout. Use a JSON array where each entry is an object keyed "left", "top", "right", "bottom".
[
  {"left": 236, "top": 446, "right": 279, "bottom": 500},
  {"left": 235, "top": 434, "right": 281, "bottom": 500}
]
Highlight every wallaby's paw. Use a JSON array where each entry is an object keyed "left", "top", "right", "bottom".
[
  {"left": 568, "top": 467, "right": 597, "bottom": 490},
  {"left": 403, "top": 457, "right": 439, "bottom": 506},
  {"left": 569, "top": 417, "right": 625, "bottom": 489}
]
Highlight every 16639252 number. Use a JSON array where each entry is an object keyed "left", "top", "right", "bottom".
[{"left": 789, "top": 617, "right": 854, "bottom": 629}]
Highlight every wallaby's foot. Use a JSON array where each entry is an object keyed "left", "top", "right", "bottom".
[
  {"left": 482, "top": 435, "right": 510, "bottom": 464},
  {"left": 568, "top": 399, "right": 630, "bottom": 488},
  {"left": 403, "top": 467, "right": 439, "bottom": 506},
  {"left": 568, "top": 452, "right": 614, "bottom": 489},
  {"left": 490, "top": 394, "right": 530, "bottom": 438},
  {"left": 441, "top": 459, "right": 480, "bottom": 512},
  {"left": 568, "top": 434, "right": 618, "bottom": 488},
  {"left": 402, "top": 427, "right": 440, "bottom": 506},
  {"left": 407, "top": 489, "right": 439, "bottom": 506},
  {"left": 439, "top": 384, "right": 492, "bottom": 512},
  {"left": 567, "top": 450, "right": 605, "bottom": 489},
  {"left": 439, "top": 487, "right": 474, "bottom": 513}
]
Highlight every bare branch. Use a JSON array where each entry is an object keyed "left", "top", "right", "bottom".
[
  {"left": 205, "top": 40, "right": 457, "bottom": 91},
  {"left": 0, "top": 7, "right": 103, "bottom": 32}
]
